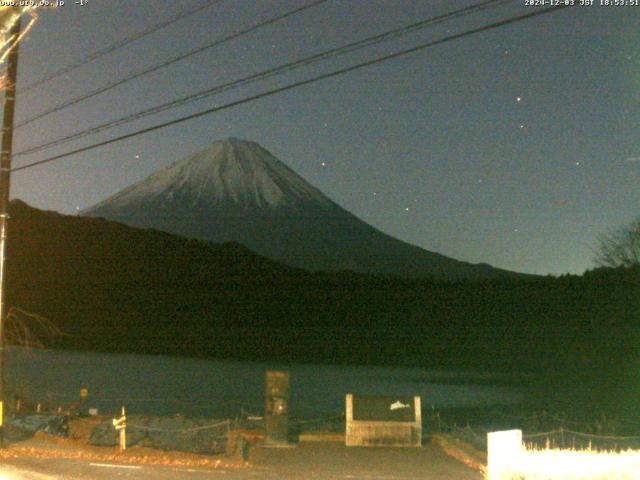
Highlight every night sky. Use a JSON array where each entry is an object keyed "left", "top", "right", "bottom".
[{"left": 7, "top": 0, "right": 639, "bottom": 275}]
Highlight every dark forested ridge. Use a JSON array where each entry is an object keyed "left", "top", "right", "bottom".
[{"left": 6, "top": 200, "right": 640, "bottom": 416}]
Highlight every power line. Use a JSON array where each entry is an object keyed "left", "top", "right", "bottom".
[
  {"left": 15, "top": 0, "right": 514, "bottom": 158},
  {"left": 12, "top": 5, "right": 572, "bottom": 174},
  {"left": 20, "top": 1, "right": 520, "bottom": 158},
  {"left": 20, "top": 0, "right": 222, "bottom": 94},
  {"left": 15, "top": 0, "right": 329, "bottom": 129}
]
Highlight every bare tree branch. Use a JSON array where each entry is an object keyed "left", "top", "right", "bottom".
[
  {"left": 4, "top": 306, "right": 61, "bottom": 349},
  {"left": 594, "top": 218, "right": 640, "bottom": 268}
]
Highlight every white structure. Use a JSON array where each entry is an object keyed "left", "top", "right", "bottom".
[
  {"left": 487, "top": 429, "right": 523, "bottom": 480},
  {"left": 345, "top": 394, "right": 421, "bottom": 447}
]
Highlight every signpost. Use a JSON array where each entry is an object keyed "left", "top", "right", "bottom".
[{"left": 264, "top": 371, "right": 289, "bottom": 445}]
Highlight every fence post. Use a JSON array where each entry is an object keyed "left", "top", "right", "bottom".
[
  {"left": 113, "top": 406, "right": 127, "bottom": 452},
  {"left": 487, "top": 429, "right": 523, "bottom": 480},
  {"left": 119, "top": 406, "right": 126, "bottom": 452}
]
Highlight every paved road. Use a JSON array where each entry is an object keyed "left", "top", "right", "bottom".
[{"left": 0, "top": 443, "right": 483, "bottom": 479}]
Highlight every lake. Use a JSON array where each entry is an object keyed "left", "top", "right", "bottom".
[{"left": 4, "top": 347, "right": 523, "bottom": 420}]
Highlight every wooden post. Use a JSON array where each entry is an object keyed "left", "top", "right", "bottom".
[
  {"left": 119, "top": 406, "right": 126, "bottom": 452},
  {"left": 0, "top": 14, "right": 22, "bottom": 447},
  {"left": 113, "top": 405, "right": 127, "bottom": 452}
]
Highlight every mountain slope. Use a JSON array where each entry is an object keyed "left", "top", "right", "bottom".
[{"left": 83, "top": 137, "right": 521, "bottom": 279}]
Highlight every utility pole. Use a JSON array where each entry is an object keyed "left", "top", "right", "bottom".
[{"left": 0, "top": 15, "right": 22, "bottom": 446}]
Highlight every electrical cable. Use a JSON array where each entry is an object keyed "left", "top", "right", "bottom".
[
  {"left": 20, "top": 0, "right": 223, "bottom": 93},
  {"left": 12, "top": 4, "right": 572, "bottom": 174},
  {"left": 15, "top": 0, "right": 514, "bottom": 157},
  {"left": 15, "top": 0, "right": 329, "bottom": 128}
]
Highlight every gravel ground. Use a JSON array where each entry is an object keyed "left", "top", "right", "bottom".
[
  {"left": 250, "top": 441, "right": 484, "bottom": 479},
  {"left": 0, "top": 434, "right": 483, "bottom": 479}
]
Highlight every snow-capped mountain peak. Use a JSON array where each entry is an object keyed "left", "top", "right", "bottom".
[
  {"left": 83, "top": 138, "right": 521, "bottom": 279},
  {"left": 90, "top": 138, "right": 332, "bottom": 212}
]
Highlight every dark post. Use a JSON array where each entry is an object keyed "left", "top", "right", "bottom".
[
  {"left": 264, "top": 370, "right": 289, "bottom": 445},
  {"left": 0, "top": 15, "right": 22, "bottom": 446}
]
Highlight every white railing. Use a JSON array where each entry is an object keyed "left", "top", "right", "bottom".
[{"left": 487, "top": 429, "right": 640, "bottom": 480}]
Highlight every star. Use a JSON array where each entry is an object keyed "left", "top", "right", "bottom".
[
  {"left": 373, "top": 192, "right": 377, "bottom": 196},
  {"left": 321, "top": 162, "right": 326, "bottom": 167},
  {"left": 519, "top": 124, "right": 524, "bottom": 129},
  {"left": 135, "top": 154, "right": 140, "bottom": 159},
  {"left": 405, "top": 207, "right": 410, "bottom": 212},
  {"left": 575, "top": 161, "right": 580, "bottom": 166},
  {"left": 516, "top": 97, "right": 522, "bottom": 103}
]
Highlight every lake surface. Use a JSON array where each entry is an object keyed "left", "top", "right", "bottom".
[{"left": 4, "top": 347, "right": 523, "bottom": 419}]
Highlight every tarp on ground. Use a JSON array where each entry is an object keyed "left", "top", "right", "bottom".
[
  {"left": 90, "top": 415, "right": 229, "bottom": 454},
  {"left": 8, "top": 414, "right": 68, "bottom": 438}
]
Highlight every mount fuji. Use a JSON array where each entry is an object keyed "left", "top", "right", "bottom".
[{"left": 82, "top": 138, "right": 519, "bottom": 279}]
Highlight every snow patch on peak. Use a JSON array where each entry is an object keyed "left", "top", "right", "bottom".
[{"left": 87, "top": 138, "right": 335, "bottom": 212}]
